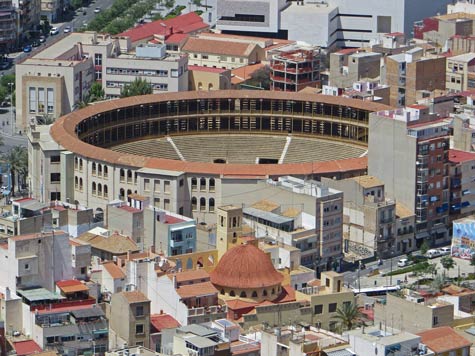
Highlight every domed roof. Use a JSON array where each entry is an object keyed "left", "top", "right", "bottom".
[{"left": 210, "top": 243, "right": 284, "bottom": 289}]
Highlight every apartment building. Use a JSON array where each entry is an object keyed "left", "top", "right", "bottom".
[
  {"left": 0, "top": 197, "right": 51, "bottom": 237},
  {"left": 13, "top": 0, "right": 40, "bottom": 43},
  {"left": 417, "top": 327, "right": 471, "bottom": 356},
  {"left": 220, "top": 177, "right": 344, "bottom": 272},
  {"left": 446, "top": 52, "right": 475, "bottom": 92},
  {"left": 0, "top": 0, "right": 16, "bottom": 52},
  {"left": 109, "top": 291, "right": 151, "bottom": 349},
  {"left": 374, "top": 291, "right": 454, "bottom": 333},
  {"left": 217, "top": 0, "right": 453, "bottom": 49},
  {"left": 329, "top": 50, "right": 382, "bottom": 89},
  {"left": 448, "top": 150, "right": 475, "bottom": 221},
  {"left": 0, "top": 231, "right": 72, "bottom": 293},
  {"left": 369, "top": 105, "right": 450, "bottom": 247},
  {"left": 270, "top": 43, "right": 321, "bottom": 91},
  {"left": 17, "top": 32, "right": 189, "bottom": 131},
  {"left": 321, "top": 176, "right": 397, "bottom": 259},
  {"left": 385, "top": 47, "right": 446, "bottom": 107}
]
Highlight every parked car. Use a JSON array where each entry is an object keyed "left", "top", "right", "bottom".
[
  {"left": 63, "top": 26, "right": 71, "bottom": 33},
  {"left": 397, "top": 258, "right": 411, "bottom": 267},
  {"left": 32, "top": 40, "right": 40, "bottom": 47},
  {"left": 438, "top": 247, "right": 451, "bottom": 256},
  {"left": 94, "top": 7, "right": 101, "bottom": 13},
  {"left": 426, "top": 249, "right": 441, "bottom": 259},
  {"left": 0, "top": 61, "right": 10, "bottom": 70},
  {"left": 50, "top": 27, "right": 59, "bottom": 35},
  {"left": 39, "top": 35, "right": 46, "bottom": 43},
  {"left": 23, "top": 44, "right": 32, "bottom": 53}
]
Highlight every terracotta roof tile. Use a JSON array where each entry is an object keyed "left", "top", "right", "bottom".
[
  {"left": 183, "top": 37, "right": 258, "bottom": 57},
  {"left": 13, "top": 340, "right": 42, "bottom": 356},
  {"left": 102, "top": 261, "right": 126, "bottom": 279},
  {"left": 150, "top": 313, "right": 180, "bottom": 332},
  {"left": 417, "top": 327, "right": 472, "bottom": 353},
  {"left": 168, "top": 269, "right": 210, "bottom": 283},
  {"left": 449, "top": 149, "right": 475, "bottom": 164},
  {"left": 176, "top": 281, "right": 218, "bottom": 298},
  {"left": 77, "top": 232, "right": 139, "bottom": 255},
  {"left": 56, "top": 280, "right": 88, "bottom": 294},
  {"left": 120, "top": 290, "right": 150, "bottom": 304}
]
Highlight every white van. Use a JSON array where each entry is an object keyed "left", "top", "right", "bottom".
[
  {"left": 397, "top": 258, "right": 410, "bottom": 267},
  {"left": 426, "top": 249, "right": 441, "bottom": 259},
  {"left": 438, "top": 247, "right": 451, "bottom": 256}
]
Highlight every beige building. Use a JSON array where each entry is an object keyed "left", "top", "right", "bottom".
[
  {"left": 374, "top": 292, "right": 454, "bottom": 334},
  {"left": 330, "top": 50, "right": 382, "bottom": 89},
  {"left": 446, "top": 53, "right": 475, "bottom": 92},
  {"left": 109, "top": 291, "right": 151, "bottom": 349},
  {"left": 188, "top": 65, "right": 232, "bottom": 91},
  {"left": 182, "top": 37, "right": 263, "bottom": 70}
]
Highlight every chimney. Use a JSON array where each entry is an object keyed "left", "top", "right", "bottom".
[
  {"left": 149, "top": 245, "right": 156, "bottom": 254},
  {"left": 172, "top": 275, "right": 177, "bottom": 289},
  {"left": 5, "top": 287, "right": 10, "bottom": 300},
  {"left": 127, "top": 249, "right": 132, "bottom": 260}
]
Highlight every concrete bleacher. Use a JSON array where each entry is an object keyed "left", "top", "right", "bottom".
[{"left": 109, "top": 134, "right": 366, "bottom": 164}]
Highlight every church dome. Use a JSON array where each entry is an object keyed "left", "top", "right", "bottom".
[{"left": 210, "top": 243, "right": 284, "bottom": 289}]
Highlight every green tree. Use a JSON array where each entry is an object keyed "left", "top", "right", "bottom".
[
  {"left": 420, "top": 241, "right": 429, "bottom": 256},
  {"left": 333, "top": 302, "right": 362, "bottom": 331},
  {"left": 3, "top": 146, "right": 27, "bottom": 195},
  {"left": 88, "top": 82, "right": 105, "bottom": 102},
  {"left": 71, "top": 0, "right": 83, "bottom": 9},
  {"left": 0, "top": 74, "right": 15, "bottom": 90},
  {"left": 431, "top": 274, "right": 445, "bottom": 292},
  {"left": 441, "top": 255, "right": 456, "bottom": 277},
  {"left": 247, "top": 65, "right": 271, "bottom": 89},
  {"left": 37, "top": 114, "right": 55, "bottom": 125},
  {"left": 120, "top": 77, "right": 152, "bottom": 98}
]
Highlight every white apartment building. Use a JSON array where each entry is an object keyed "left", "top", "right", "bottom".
[
  {"left": 217, "top": 0, "right": 454, "bottom": 48},
  {"left": 16, "top": 32, "right": 189, "bottom": 131}
]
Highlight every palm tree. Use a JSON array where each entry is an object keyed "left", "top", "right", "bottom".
[
  {"left": 120, "top": 77, "right": 152, "bottom": 98},
  {"left": 3, "top": 146, "right": 27, "bottom": 195},
  {"left": 333, "top": 302, "right": 362, "bottom": 331}
]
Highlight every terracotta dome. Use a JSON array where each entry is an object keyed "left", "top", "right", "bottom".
[{"left": 210, "top": 243, "right": 284, "bottom": 289}]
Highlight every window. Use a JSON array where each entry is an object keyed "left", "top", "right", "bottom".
[
  {"left": 50, "top": 173, "right": 60, "bottom": 183},
  {"left": 50, "top": 192, "right": 61, "bottom": 201},
  {"left": 75, "top": 176, "right": 78, "bottom": 189},
  {"left": 38, "top": 88, "right": 45, "bottom": 113},
  {"left": 329, "top": 303, "right": 337, "bottom": 313},
  {"left": 314, "top": 304, "right": 323, "bottom": 314},
  {"left": 79, "top": 178, "right": 83, "bottom": 191},
  {"left": 433, "top": 316, "right": 439, "bottom": 326},
  {"left": 47, "top": 88, "right": 54, "bottom": 113},
  {"left": 191, "top": 177, "right": 197, "bottom": 191},
  {"left": 29, "top": 87, "right": 36, "bottom": 113},
  {"left": 98, "top": 183, "right": 102, "bottom": 196},
  {"left": 191, "top": 197, "right": 197, "bottom": 211},
  {"left": 50, "top": 155, "right": 60, "bottom": 163},
  {"left": 200, "top": 177, "right": 206, "bottom": 191},
  {"left": 144, "top": 178, "right": 150, "bottom": 191},
  {"left": 240, "top": 291, "right": 247, "bottom": 298},
  {"left": 179, "top": 178, "right": 184, "bottom": 187},
  {"left": 136, "top": 305, "right": 144, "bottom": 317},
  {"left": 154, "top": 198, "right": 160, "bottom": 208},
  {"left": 24, "top": 263, "right": 30, "bottom": 270},
  {"left": 92, "top": 162, "right": 96, "bottom": 176},
  {"left": 103, "top": 166, "right": 108, "bottom": 178},
  {"left": 202, "top": 55, "right": 209, "bottom": 59},
  {"left": 92, "top": 182, "right": 96, "bottom": 196},
  {"left": 135, "top": 324, "right": 144, "bottom": 334},
  {"left": 171, "top": 69, "right": 179, "bottom": 77},
  {"left": 164, "top": 198, "right": 170, "bottom": 210},
  {"left": 200, "top": 197, "right": 206, "bottom": 211},
  {"left": 154, "top": 179, "right": 160, "bottom": 192},
  {"left": 209, "top": 178, "right": 215, "bottom": 192},
  {"left": 80, "top": 267, "right": 86, "bottom": 274},
  {"left": 164, "top": 180, "right": 170, "bottom": 194},
  {"left": 209, "top": 198, "right": 215, "bottom": 212},
  {"left": 94, "top": 53, "right": 102, "bottom": 66}
]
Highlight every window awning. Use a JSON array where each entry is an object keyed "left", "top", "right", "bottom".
[{"left": 415, "top": 231, "right": 430, "bottom": 240}]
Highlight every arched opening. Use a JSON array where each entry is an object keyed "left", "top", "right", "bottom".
[
  {"left": 198, "top": 82, "right": 203, "bottom": 90},
  {"left": 240, "top": 291, "right": 247, "bottom": 298},
  {"left": 127, "top": 170, "right": 132, "bottom": 183},
  {"left": 207, "top": 255, "right": 214, "bottom": 266},
  {"left": 74, "top": 157, "right": 78, "bottom": 169},
  {"left": 229, "top": 290, "right": 235, "bottom": 297},
  {"left": 209, "top": 198, "right": 215, "bottom": 212},
  {"left": 98, "top": 164, "right": 102, "bottom": 176},
  {"left": 271, "top": 288, "right": 275, "bottom": 295},
  {"left": 75, "top": 176, "right": 78, "bottom": 189},
  {"left": 92, "top": 182, "right": 96, "bottom": 196},
  {"left": 263, "top": 290, "right": 267, "bottom": 297},
  {"left": 209, "top": 178, "right": 215, "bottom": 192},
  {"left": 191, "top": 177, "right": 197, "bottom": 190},
  {"left": 220, "top": 289, "right": 225, "bottom": 295},
  {"left": 175, "top": 259, "right": 182, "bottom": 270},
  {"left": 120, "top": 169, "right": 125, "bottom": 182},
  {"left": 103, "top": 185, "right": 108, "bottom": 198},
  {"left": 127, "top": 189, "right": 132, "bottom": 204},
  {"left": 92, "top": 162, "right": 96, "bottom": 175},
  {"left": 103, "top": 165, "right": 108, "bottom": 178},
  {"left": 196, "top": 257, "right": 203, "bottom": 268},
  {"left": 200, "top": 197, "right": 206, "bottom": 211},
  {"left": 191, "top": 197, "right": 197, "bottom": 211},
  {"left": 79, "top": 159, "right": 83, "bottom": 171},
  {"left": 252, "top": 291, "right": 258, "bottom": 298},
  {"left": 200, "top": 177, "right": 206, "bottom": 191},
  {"left": 208, "top": 83, "right": 213, "bottom": 90},
  {"left": 98, "top": 183, "right": 102, "bottom": 196},
  {"left": 119, "top": 188, "right": 125, "bottom": 200},
  {"left": 79, "top": 178, "right": 83, "bottom": 191}
]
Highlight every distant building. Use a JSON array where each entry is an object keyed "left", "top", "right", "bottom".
[
  {"left": 452, "top": 216, "right": 475, "bottom": 259},
  {"left": 447, "top": 150, "right": 475, "bottom": 221},
  {"left": 329, "top": 50, "right": 381, "bottom": 89},
  {"left": 417, "top": 326, "right": 471, "bottom": 356},
  {"left": 446, "top": 53, "right": 475, "bottom": 92}
]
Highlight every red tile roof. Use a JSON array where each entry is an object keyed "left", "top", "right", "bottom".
[
  {"left": 449, "top": 149, "right": 475, "bottom": 163},
  {"left": 118, "top": 205, "right": 141, "bottom": 213},
  {"left": 150, "top": 313, "right": 180, "bottom": 332},
  {"left": 165, "top": 33, "right": 189, "bottom": 44},
  {"left": 118, "top": 13, "right": 208, "bottom": 43},
  {"left": 13, "top": 340, "right": 42, "bottom": 356},
  {"left": 176, "top": 281, "right": 218, "bottom": 298},
  {"left": 102, "top": 261, "right": 126, "bottom": 279},
  {"left": 183, "top": 37, "right": 258, "bottom": 57},
  {"left": 417, "top": 327, "right": 472, "bottom": 353},
  {"left": 385, "top": 32, "right": 404, "bottom": 36},
  {"left": 408, "top": 104, "right": 428, "bottom": 110},
  {"left": 188, "top": 65, "right": 228, "bottom": 74},
  {"left": 169, "top": 269, "right": 210, "bottom": 284},
  {"left": 210, "top": 243, "right": 283, "bottom": 289},
  {"left": 56, "top": 279, "right": 89, "bottom": 294}
]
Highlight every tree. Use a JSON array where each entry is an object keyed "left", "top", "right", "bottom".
[
  {"left": 333, "top": 302, "right": 362, "bottom": 331},
  {"left": 120, "top": 77, "right": 152, "bottom": 98},
  {"left": 420, "top": 241, "right": 429, "bottom": 256},
  {"left": 3, "top": 146, "right": 27, "bottom": 195},
  {"left": 248, "top": 66, "right": 271, "bottom": 89},
  {"left": 0, "top": 74, "right": 15, "bottom": 90},
  {"left": 37, "top": 114, "right": 55, "bottom": 125},
  {"left": 88, "top": 82, "right": 105, "bottom": 102},
  {"left": 441, "top": 255, "right": 456, "bottom": 278},
  {"left": 71, "top": 0, "right": 83, "bottom": 9},
  {"left": 431, "top": 274, "right": 445, "bottom": 292},
  {"left": 471, "top": 254, "right": 475, "bottom": 267}
]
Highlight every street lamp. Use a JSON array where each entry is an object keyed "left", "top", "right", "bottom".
[{"left": 7, "top": 82, "right": 13, "bottom": 135}]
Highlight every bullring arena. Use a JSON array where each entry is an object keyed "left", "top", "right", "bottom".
[{"left": 36, "top": 90, "right": 389, "bottom": 220}]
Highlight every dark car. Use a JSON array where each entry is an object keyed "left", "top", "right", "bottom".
[
  {"left": 32, "top": 41, "right": 40, "bottom": 47},
  {"left": 23, "top": 45, "right": 32, "bottom": 53},
  {"left": 0, "top": 61, "right": 10, "bottom": 70}
]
